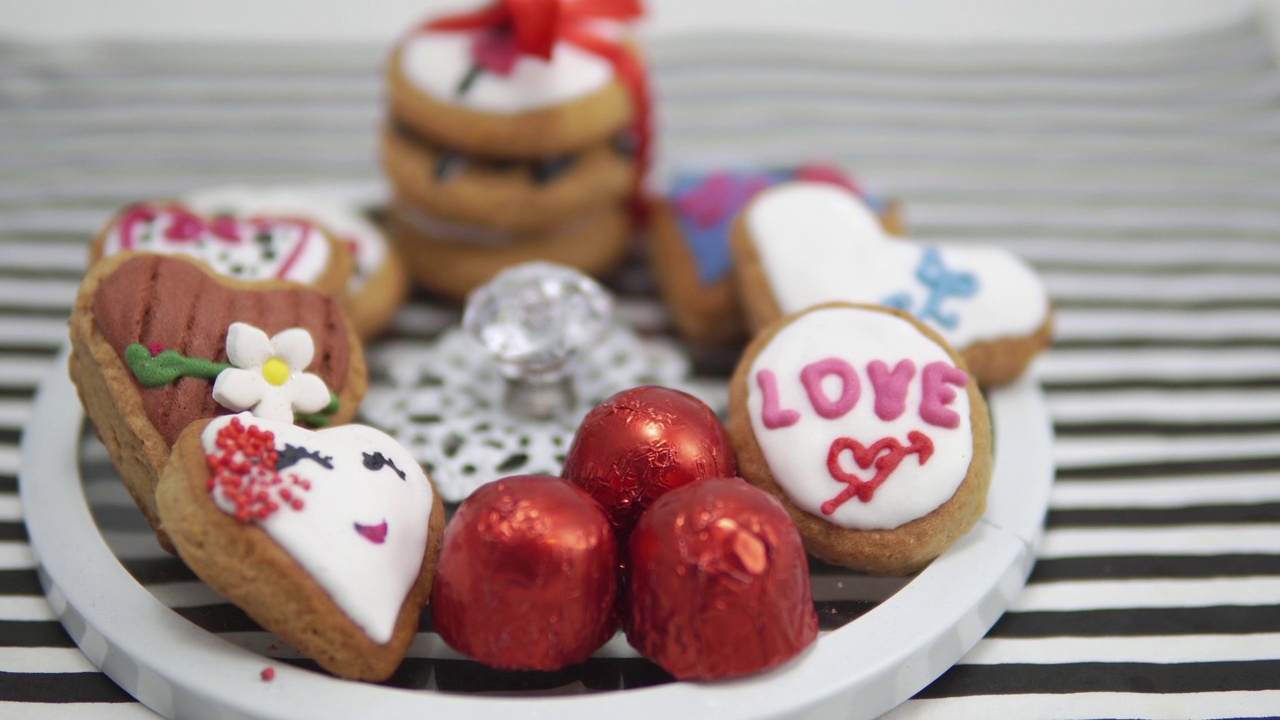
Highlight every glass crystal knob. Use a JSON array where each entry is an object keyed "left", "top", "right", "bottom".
[{"left": 463, "top": 262, "right": 613, "bottom": 419}]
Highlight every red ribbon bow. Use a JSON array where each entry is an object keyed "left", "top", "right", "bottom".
[
  {"left": 426, "top": 0, "right": 642, "bottom": 60},
  {"left": 424, "top": 0, "right": 651, "bottom": 221}
]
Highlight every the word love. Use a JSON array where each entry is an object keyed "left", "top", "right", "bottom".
[{"left": 755, "top": 357, "right": 969, "bottom": 430}]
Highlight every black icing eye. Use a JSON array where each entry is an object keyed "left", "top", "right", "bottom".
[
  {"left": 363, "top": 451, "right": 407, "bottom": 480},
  {"left": 277, "top": 444, "right": 334, "bottom": 471}
]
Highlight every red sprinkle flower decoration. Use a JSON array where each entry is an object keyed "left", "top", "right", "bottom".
[{"left": 206, "top": 417, "right": 310, "bottom": 522}]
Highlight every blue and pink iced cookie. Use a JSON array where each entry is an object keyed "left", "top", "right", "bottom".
[
  {"left": 648, "top": 164, "right": 904, "bottom": 346},
  {"left": 728, "top": 302, "right": 992, "bottom": 576}
]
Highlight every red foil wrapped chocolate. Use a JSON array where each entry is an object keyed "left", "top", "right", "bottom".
[
  {"left": 563, "top": 386, "right": 736, "bottom": 539},
  {"left": 430, "top": 475, "right": 619, "bottom": 670},
  {"left": 625, "top": 477, "right": 819, "bottom": 680}
]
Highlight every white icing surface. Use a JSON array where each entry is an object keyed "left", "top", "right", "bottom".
[
  {"left": 100, "top": 202, "right": 331, "bottom": 284},
  {"left": 746, "top": 306, "right": 973, "bottom": 530},
  {"left": 183, "top": 187, "right": 388, "bottom": 293},
  {"left": 745, "top": 182, "right": 1049, "bottom": 350},
  {"left": 202, "top": 413, "right": 433, "bottom": 645},
  {"left": 399, "top": 30, "right": 614, "bottom": 114}
]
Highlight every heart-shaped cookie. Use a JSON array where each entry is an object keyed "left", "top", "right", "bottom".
[
  {"left": 90, "top": 201, "right": 353, "bottom": 296},
  {"left": 181, "top": 187, "right": 409, "bottom": 339},
  {"left": 728, "top": 302, "right": 992, "bottom": 576},
  {"left": 157, "top": 413, "right": 445, "bottom": 681},
  {"left": 732, "top": 181, "right": 1052, "bottom": 387},
  {"left": 69, "top": 252, "right": 367, "bottom": 551}
]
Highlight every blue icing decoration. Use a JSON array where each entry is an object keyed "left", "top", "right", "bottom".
[
  {"left": 880, "top": 247, "right": 979, "bottom": 329},
  {"left": 670, "top": 170, "right": 789, "bottom": 286},
  {"left": 881, "top": 292, "right": 912, "bottom": 311},
  {"left": 861, "top": 194, "right": 889, "bottom": 215}
]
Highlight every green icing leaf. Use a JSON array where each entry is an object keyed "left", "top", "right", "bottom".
[
  {"left": 126, "top": 343, "right": 342, "bottom": 428},
  {"left": 125, "top": 344, "right": 230, "bottom": 388}
]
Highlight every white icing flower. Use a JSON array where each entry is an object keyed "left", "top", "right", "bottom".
[{"left": 212, "top": 323, "right": 332, "bottom": 423}]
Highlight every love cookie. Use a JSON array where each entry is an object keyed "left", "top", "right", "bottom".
[
  {"left": 727, "top": 302, "right": 993, "bottom": 576},
  {"left": 732, "top": 181, "right": 1052, "bottom": 387},
  {"left": 157, "top": 413, "right": 445, "bottom": 681},
  {"left": 90, "top": 200, "right": 353, "bottom": 296},
  {"left": 68, "top": 252, "right": 367, "bottom": 551}
]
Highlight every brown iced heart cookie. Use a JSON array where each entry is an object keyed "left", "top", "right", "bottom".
[{"left": 68, "top": 252, "right": 367, "bottom": 551}]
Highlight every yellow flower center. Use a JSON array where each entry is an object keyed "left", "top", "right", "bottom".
[{"left": 262, "top": 357, "right": 291, "bottom": 386}]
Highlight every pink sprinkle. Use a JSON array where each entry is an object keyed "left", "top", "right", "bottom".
[
  {"left": 794, "top": 163, "right": 863, "bottom": 196},
  {"left": 207, "top": 216, "right": 243, "bottom": 243},
  {"left": 164, "top": 210, "right": 204, "bottom": 242},
  {"left": 261, "top": 667, "right": 275, "bottom": 682},
  {"left": 472, "top": 29, "right": 520, "bottom": 75},
  {"left": 147, "top": 343, "right": 165, "bottom": 356}
]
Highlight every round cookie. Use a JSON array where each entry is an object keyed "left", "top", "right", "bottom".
[
  {"left": 731, "top": 181, "right": 1053, "bottom": 388},
  {"left": 89, "top": 200, "right": 353, "bottom": 298},
  {"left": 381, "top": 121, "right": 635, "bottom": 233},
  {"left": 389, "top": 201, "right": 632, "bottom": 301},
  {"left": 157, "top": 413, "right": 446, "bottom": 681},
  {"left": 727, "top": 302, "right": 993, "bottom": 576},
  {"left": 183, "top": 187, "right": 409, "bottom": 339},
  {"left": 387, "top": 24, "right": 636, "bottom": 157}
]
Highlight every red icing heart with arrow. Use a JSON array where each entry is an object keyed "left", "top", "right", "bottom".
[{"left": 822, "top": 431, "right": 934, "bottom": 515}]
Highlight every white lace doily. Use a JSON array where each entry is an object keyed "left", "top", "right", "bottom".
[{"left": 360, "top": 325, "right": 727, "bottom": 502}]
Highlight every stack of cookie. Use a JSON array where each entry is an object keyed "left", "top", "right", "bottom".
[{"left": 382, "top": 0, "right": 650, "bottom": 301}]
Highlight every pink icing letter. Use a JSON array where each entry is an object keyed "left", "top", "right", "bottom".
[
  {"left": 920, "top": 361, "right": 969, "bottom": 429},
  {"left": 800, "top": 358, "right": 861, "bottom": 420},
  {"left": 867, "top": 359, "right": 916, "bottom": 421},
  {"left": 756, "top": 369, "right": 800, "bottom": 429}
]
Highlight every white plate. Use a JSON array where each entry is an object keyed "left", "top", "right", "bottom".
[{"left": 21, "top": 342, "right": 1052, "bottom": 719}]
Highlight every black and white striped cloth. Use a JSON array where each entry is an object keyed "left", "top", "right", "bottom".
[{"left": 4, "top": 13, "right": 1280, "bottom": 719}]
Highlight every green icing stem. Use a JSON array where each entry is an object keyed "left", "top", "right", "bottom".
[
  {"left": 295, "top": 391, "right": 341, "bottom": 427},
  {"left": 125, "top": 344, "right": 230, "bottom": 388},
  {"left": 125, "top": 343, "right": 341, "bottom": 425}
]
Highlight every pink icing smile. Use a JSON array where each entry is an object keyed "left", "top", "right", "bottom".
[{"left": 355, "top": 521, "right": 388, "bottom": 544}]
